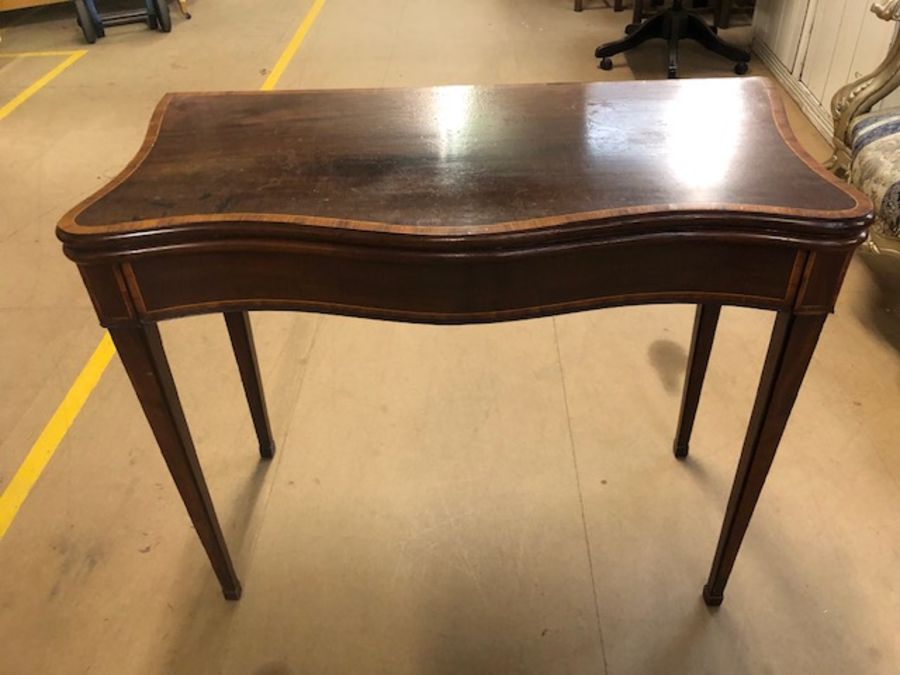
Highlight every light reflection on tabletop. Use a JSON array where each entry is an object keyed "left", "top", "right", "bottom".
[
  {"left": 429, "top": 85, "right": 476, "bottom": 160},
  {"left": 582, "top": 79, "right": 747, "bottom": 199},
  {"left": 663, "top": 79, "right": 746, "bottom": 195}
]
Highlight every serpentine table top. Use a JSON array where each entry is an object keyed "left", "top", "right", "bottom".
[{"left": 58, "top": 78, "right": 872, "bottom": 607}]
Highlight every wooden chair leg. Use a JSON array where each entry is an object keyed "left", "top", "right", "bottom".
[
  {"left": 703, "top": 312, "right": 827, "bottom": 606},
  {"left": 225, "top": 312, "right": 276, "bottom": 459},
  {"left": 575, "top": 0, "right": 626, "bottom": 10},
  {"left": 714, "top": 0, "right": 732, "bottom": 29},
  {"left": 674, "top": 304, "right": 720, "bottom": 458},
  {"left": 109, "top": 322, "right": 242, "bottom": 600},
  {"left": 632, "top": 0, "right": 643, "bottom": 25},
  {"left": 176, "top": 0, "right": 191, "bottom": 19}
]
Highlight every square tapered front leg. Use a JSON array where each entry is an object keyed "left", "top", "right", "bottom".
[
  {"left": 704, "top": 311, "right": 827, "bottom": 605},
  {"left": 109, "top": 321, "right": 242, "bottom": 600}
]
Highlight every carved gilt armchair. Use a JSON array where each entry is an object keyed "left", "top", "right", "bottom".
[{"left": 828, "top": 0, "right": 900, "bottom": 255}]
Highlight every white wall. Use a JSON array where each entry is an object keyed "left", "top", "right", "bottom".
[
  {"left": 753, "top": 0, "right": 899, "bottom": 136},
  {"left": 754, "top": 0, "right": 811, "bottom": 72}
]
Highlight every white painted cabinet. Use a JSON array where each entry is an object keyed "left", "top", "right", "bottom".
[{"left": 753, "top": 0, "right": 898, "bottom": 137}]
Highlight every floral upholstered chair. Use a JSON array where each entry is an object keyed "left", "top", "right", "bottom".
[{"left": 829, "top": 0, "right": 900, "bottom": 256}]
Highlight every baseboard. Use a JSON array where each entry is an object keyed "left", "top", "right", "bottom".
[{"left": 752, "top": 39, "right": 834, "bottom": 141}]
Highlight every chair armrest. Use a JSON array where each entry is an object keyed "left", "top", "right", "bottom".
[{"left": 828, "top": 1, "right": 900, "bottom": 176}]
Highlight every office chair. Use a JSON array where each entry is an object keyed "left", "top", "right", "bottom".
[{"left": 595, "top": 0, "right": 750, "bottom": 78}]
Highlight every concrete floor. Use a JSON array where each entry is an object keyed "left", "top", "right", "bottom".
[{"left": 1, "top": 1, "right": 899, "bottom": 673}]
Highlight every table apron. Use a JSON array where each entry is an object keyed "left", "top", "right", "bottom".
[{"left": 75, "top": 239, "right": 851, "bottom": 325}]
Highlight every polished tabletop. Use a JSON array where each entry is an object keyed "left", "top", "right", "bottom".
[{"left": 60, "top": 78, "right": 868, "bottom": 246}]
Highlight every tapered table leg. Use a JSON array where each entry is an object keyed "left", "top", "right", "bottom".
[
  {"left": 109, "top": 322, "right": 242, "bottom": 600},
  {"left": 224, "top": 312, "right": 276, "bottom": 459},
  {"left": 703, "top": 312, "right": 827, "bottom": 606},
  {"left": 674, "top": 304, "right": 720, "bottom": 459}
]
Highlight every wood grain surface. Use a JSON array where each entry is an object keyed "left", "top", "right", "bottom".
[{"left": 59, "top": 78, "right": 870, "bottom": 251}]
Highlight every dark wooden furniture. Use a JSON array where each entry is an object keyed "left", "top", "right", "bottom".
[
  {"left": 575, "top": 0, "right": 625, "bottom": 12},
  {"left": 714, "top": 0, "right": 756, "bottom": 30},
  {"left": 58, "top": 79, "right": 871, "bottom": 606},
  {"left": 595, "top": 0, "right": 751, "bottom": 78}
]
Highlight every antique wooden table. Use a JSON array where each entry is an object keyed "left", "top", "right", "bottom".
[{"left": 58, "top": 78, "right": 871, "bottom": 605}]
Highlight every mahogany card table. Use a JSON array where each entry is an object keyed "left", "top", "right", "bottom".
[{"left": 58, "top": 78, "right": 872, "bottom": 605}]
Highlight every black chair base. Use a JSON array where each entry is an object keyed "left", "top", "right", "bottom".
[{"left": 595, "top": 0, "right": 750, "bottom": 78}]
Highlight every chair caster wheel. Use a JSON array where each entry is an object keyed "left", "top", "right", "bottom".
[
  {"left": 667, "top": 67, "right": 678, "bottom": 79},
  {"left": 599, "top": 58, "right": 613, "bottom": 71},
  {"left": 734, "top": 62, "right": 748, "bottom": 75}
]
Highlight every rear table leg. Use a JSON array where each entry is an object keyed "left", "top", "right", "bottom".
[
  {"left": 674, "top": 304, "right": 720, "bottom": 459},
  {"left": 225, "top": 312, "right": 276, "bottom": 460}
]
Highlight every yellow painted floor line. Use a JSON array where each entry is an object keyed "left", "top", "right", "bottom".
[
  {"left": 261, "top": 0, "right": 328, "bottom": 91},
  {"left": 0, "top": 334, "right": 115, "bottom": 539},
  {"left": 0, "top": 50, "right": 87, "bottom": 122},
  {"left": 0, "top": 0, "right": 328, "bottom": 540},
  {"left": 0, "top": 50, "right": 88, "bottom": 57}
]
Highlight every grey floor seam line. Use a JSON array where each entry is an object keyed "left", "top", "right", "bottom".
[
  {"left": 379, "top": 0, "right": 409, "bottom": 87},
  {"left": 552, "top": 317, "right": 611, "bottom": 675}
]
